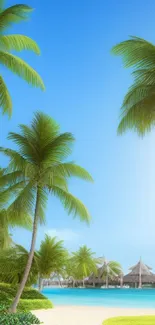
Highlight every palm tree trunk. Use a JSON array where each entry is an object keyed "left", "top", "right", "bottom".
[
  {"left": 9, "top": 189, "right": 40, "bottom": 313},
  {"left": 106, "top": 275, "right": 108, "bottom": 288}
]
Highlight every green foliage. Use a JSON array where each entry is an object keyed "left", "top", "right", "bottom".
[
  {"left": 71, "top": 245, "right": 98, "bottom": 280},
  {"left": 0, "top": 290, "right": 11, "bottom": 301},
  {"left": 99, "top": 258, "right": 122, "bottom": 286},
  {"left": 103, "top": 316, "right": 155, "bottom": 324},
  {"left": 0, "top": 283, "right": 52, "bottom": 313},
  {"left": 0, "top": 111, "right": 92, "bottom": 225},
  {"left": 0, "top": 312, "right": 41, "bottom": 325},
  {"left": 112, "top": 36, "right": 155, "bottom": 135},
  {"left": 38, "top": 235, "right": 68, "bottom": 279},
  {"left": 0, "top": 236, "right": 68, "bottom": 287},
  {"left": 0, "top": 168, "right": 32, "bottom": 250},
  {"left": 0, "top": 283, "right": 46, "bottom": 300},
  {"left": 18, "top": 299, "right": 53, "bottom": 311},
  {"left": 0, "top": 1, "right": 44, "bottom": 116},
  {"left": 0, "top": 111, "right": 92, "bottom": 310},
  {"left": 21, "top": 289, "right": 46, "bottom": 300}
]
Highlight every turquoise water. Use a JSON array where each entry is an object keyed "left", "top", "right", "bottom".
[{"left": 42, "top": 288, "right": 155, "bottom": 308}]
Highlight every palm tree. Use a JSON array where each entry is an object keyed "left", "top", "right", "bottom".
[
  {"left": 0, "top": 111, "right": 93, "bottom": 312},
  {"left": 112, "top": 36, "right": 155, "bottom": 135},
  {"left": 0, "top": 235, "right": 68, "bottom": 289},
  {"left": 71, "top": 245, "right": 97, "bottom": 287},
  {"left": 0, "top": 244, "right": 38, "bottom": 285},
  {"left": 63, "top": 257, "right": 80, "bottom": 287},
  {"left": 99, "top": 258, "right": 122, "bottom": 288},
  {"left": 37, "top": 235, "right": 68, "bottom": 291},
  {"left": 0, "top": 1, "right": 44, "bottom": 116}
]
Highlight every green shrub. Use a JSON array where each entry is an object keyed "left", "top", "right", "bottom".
[
  {"left": 21, "top": 289, "right": 46, "bottom": 300},
  {"left": 103, "top": 316, "right": 155, "bottom": 324},
  {"left": 0, "top": 291, "right": 11, "bottom": 302},
  {"left": 0, "top": 283, "right": 46, "bottom": 300},
  {"left": 18, "top": 299, "right": 53, "bottom": 311},
  {"left": 0, "top": 312, "right": 41, "bottom": 325},
  {"left": 0, "top": 283, "right": 53, "bottom": 312}
]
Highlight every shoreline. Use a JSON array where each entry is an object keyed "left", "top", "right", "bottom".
[{"left": 33, "top": 306, "right": 155, "bottom": 325}]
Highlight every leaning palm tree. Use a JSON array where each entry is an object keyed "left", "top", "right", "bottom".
[
  {"left": 0, "top": 111, "right": 93, "bottom": 312},
  {"left": 99, "top": 258, "right": 122, "bottom": 288},
  {"left": 71, "top": 245, "right": 97, "bottom": 287},
  {"left": 0, "top": 1, "right": 44, "bottom": 116},
  {"left": 112, "top": 36, "right": 155, "bottom": 135},
  {"left": 37, "top": 235, "right": 68, "bottom": 291}
]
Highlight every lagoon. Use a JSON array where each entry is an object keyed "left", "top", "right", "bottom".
[{"left": 42, "top": 288, "right": 155, "bottom": 308}]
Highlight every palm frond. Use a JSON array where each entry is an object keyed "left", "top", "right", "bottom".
[
  {"left": 112, "top": 36, "right": 155, "bottom": 69},
  {"left": 51, "top": 185, "right": 91, "bottom": 223},
  {"left": 0, "top": 0, "right": 4, "bottom": 13},
  {"left": 0, "top": 4, "right": 33, "bottom": 30},
  {"left": 0, "top": 35, "right": 40, "bottom": 54},
  {"left": 0, "top": 75, "right": 12, "bottom": 116},
  {"left": 37, "top": 187, "right": 48, "bottom": 224},
  {"left": 118, "top": 92, "right": 155, "bottom": 135},
  {"left": 0, "top": 51, "right": 45, "bottom": 90},
  {"left": 8, "top": 181, "right": 36, "bottom": 217},
  {"left": 0, "top": 147, "right": 36, "bottom": 176},
  {"left": 51, "top": 162, "right": 93, "bottom": 182}
]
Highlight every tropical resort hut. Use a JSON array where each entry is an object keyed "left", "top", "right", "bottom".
[{"left": 123, "top": 258, "right": 155, "bottom": 288}]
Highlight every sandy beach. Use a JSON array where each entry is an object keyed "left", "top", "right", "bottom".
[{"left": 33, "top": 306, "right": 155, "bottom": 325}]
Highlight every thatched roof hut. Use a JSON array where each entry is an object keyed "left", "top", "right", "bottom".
[{"left": 123, "top": 258, "right": 155, "bottom": 287}]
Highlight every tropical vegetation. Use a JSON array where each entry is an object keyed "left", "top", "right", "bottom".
[
  {"left": 0, "top": 312, "right": 41, "bottom": 325},
  {"left": 0, "top": 282, "right": 52, "bottom": 315},
  {"left": 99, "top": 258, "right": 122, "bottom": 288},
  {"left": 103, "top": 316, "right": 155, "bottom": 324},
  {"left": 0, "top": 168, "right": 32, "bottom": 250},
  {"left": 0, "top": 235, "right": 68, "bottom": 290},
  {"left": 112, "top": 37, "right": 155, "bottom": 135},
  {"left": 0, "top": 111, "right": 93, "bottom": 312},
  {"left": 71, "top": 245, "right": 98, "bottom": 287},
  {"left": 0, "top": 0, "right": 44, "bottom": 116}
]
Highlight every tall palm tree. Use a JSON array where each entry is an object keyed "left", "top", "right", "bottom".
[
  {"left": 99, "top": 258, "right": 122, "bottom": 288},
  {"left": 112, "top": 36, "right": 155, "bottom": 135},
  {"left": 0, "top": 111, "right": 93, "bottom": 312},
  {"left": 71, "top": 245, "right": 97, "bottom": 287},
  {"left": 37, "top": 235, "right": 68, "bottom": 291},
  {"left": 0, "top": 1, "right": 44, "bottom": 116}
]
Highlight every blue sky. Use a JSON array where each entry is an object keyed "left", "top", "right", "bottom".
[{"left": 1, "top": 0, "right": 155, "bottom": 273}]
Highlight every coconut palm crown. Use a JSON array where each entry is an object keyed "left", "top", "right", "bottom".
[
  {"left": 0, "top": 0, "right": 44, "bottom": 116},
  {"left": 112, "top": 36, "right": 155, "bottom": 135},
  {"left": 71, "top": 245, "right": 98, "bottom": 286},
  {"left": 0, "top": 111, "right": 93, "bottom": 312}
]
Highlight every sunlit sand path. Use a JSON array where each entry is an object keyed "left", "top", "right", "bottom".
[{"left": 34, "top": 306, "right": 155, "bottom": 325}]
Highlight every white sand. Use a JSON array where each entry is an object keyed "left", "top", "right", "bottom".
[{"left": 33, "top": 306, "right": 155, "bottom": 325}]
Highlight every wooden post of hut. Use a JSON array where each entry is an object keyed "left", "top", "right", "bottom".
[
  {"left": 120, "top": 273, "right": 123, "bottom": 288},
  {"left": 138, "top": 257, "right": 142, "bottom": 289}
]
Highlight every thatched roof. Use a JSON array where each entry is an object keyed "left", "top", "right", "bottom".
[{"left": 123, "top": 259, "right": 155, "bottom": 284}]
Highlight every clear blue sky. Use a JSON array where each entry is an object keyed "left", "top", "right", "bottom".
[{"left": 1, "top": 0, "right": 155, "bottom": 273}]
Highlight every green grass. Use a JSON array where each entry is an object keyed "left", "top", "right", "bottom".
[{"left": 103, "top": 316, "right": 155, "bottom": 324}]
